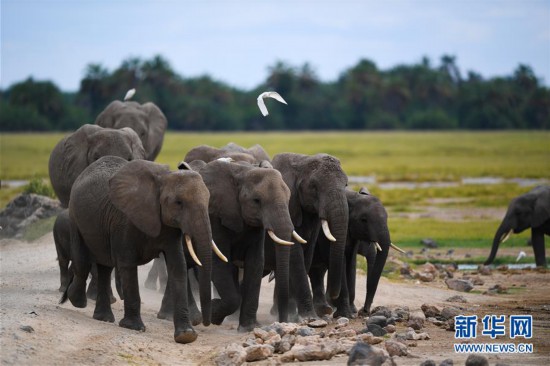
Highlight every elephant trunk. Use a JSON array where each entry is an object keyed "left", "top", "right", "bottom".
[
  {"left": 265, "top": 203, "right": 294, "bottom": 323},
  {"left": 364, "top": 230, "right": 390, "bottom": 314},
  {"left": 485, "top": 220, "right": 513, "bottom": 266},
  {"left": 190, "top": 212, "right": 213, "bottom": 326},
  {"left": 321, "top": 190, "right": 349, "bottom": 299}
]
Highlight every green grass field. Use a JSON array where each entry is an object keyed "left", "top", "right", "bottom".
[
  {"left": 2, "top": 131, "right": 549, "bottom": 181},
  {"left": 1, "top": 131, "right": 548, "bottom": 260}
]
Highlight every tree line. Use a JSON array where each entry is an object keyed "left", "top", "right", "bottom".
[{"left": 1, "top": 55, "right": 548, "bottom": 131}]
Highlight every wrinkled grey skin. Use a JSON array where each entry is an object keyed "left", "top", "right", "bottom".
[
  {"left": 184, "top": 143, "right": 270, "bottom": 165},
  {"left": 54, "top": 209, "right": 119, "bottom": 303},
  {"left": 188, "top": 159, "right": 294, "bottom": 332},
  {"left": 62, "top": 156, "right": 213, "bottom": 344},
  {"left": 270, "top": 153, "right": 349, "bottom": 321},
  {"left": 49, "top": 124, "right": 145, "bottom": 207},
  {"left": 485, "top": 185, "right": 550, "bottom": 267},
  {"left": 310, "top": 187, "right": 391, "bottom": 318},
  {"left": 95, "top": 100, "right": 167, "bottom": 161}
]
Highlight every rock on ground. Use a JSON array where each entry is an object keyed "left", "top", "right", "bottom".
[
  {"left": 445, "top": 279, "right": 474, "bottom": 292},
  {"left": 0, "top": 193, "right": 62, "bottom": 239},
  {"left": 465, "top": 354, "right": 489, "bottom": 366},
  {"left": 215, "top": 343, "right": 247, "bottom": 366},
  {"left": 347, "top": 342, "right": 389, "bottom": 366}
]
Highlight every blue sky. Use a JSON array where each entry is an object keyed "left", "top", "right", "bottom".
[{"left": 1, "top": 0, "right": 549, "bottom": 91}]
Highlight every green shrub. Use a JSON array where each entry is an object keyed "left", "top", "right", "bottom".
[{"left": 24, "top": 178, "right": 55, "bottom": 198}]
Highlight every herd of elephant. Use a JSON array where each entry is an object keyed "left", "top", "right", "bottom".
[{"left": 48, "top": 98, "right": 550, "bottom": 345}]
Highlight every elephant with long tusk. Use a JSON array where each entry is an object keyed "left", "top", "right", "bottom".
[
  {"left": 267, "top": 153, "right": 349, "bottom": 322},
  {"left": 309, "top": 187, "right": 402, "bottom": 318},
  {"left": 182, "top": 159, "right": 295, "bottom": 332},
  {"left": 61, "top": 157, "right": 214, "bottom": 344}
]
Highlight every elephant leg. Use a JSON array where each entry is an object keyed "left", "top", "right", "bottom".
[
  {"left": 58, "top": 256, "right": 70, "bottom": 293},
  {"left": 361, "top": 243, "right": 378, "bottom": 315},
  {"left": 211, "top": 260, "right": 240, "bottom": 326},
  {"left": 347, "top": 248, "right": 358, "bottom": 314},
  {"left": 87, "top": 263, "right": 117, "bottom": 304},
  {"left": 144, "top": 258, "right": 160, "bottom": 290},
  {"left": 158, "top": 253, "right": 168, "bottom": 293},
  {"left": 309, "top": 266, "right": 333, "bottom": 317},
  {"left": 86, "top": 264, "right": 98, "bottom": 300},
  {"left": 187, "top": 269, "right": 202, "bottom": 326},
  {"left": 163, "top": 247, "right": 197, "bottom": 344},
  {"left": 532, "top": 227, "right": 547, "bottom": 267},
  {"left": 67, "top": 224, "right": 90, "bottom": 308},
  {"left": 332, "top": 259, "right": 353, "bottom": 319},
  {"left": 238, "top": 240, "right": 264, "bottom": 332},
  {"left": 115, "top": 268, "right": 123, "bottom": 300},
  {"left": 290, "top": 246, "right": 317, "bottom": 320},
  {"left": 157, "top": 281, "right": 174, "bottom": 320},
  {"left": 118, "top": 266, "right": 145, "bottom": 331},
  {"left": 93, "top": 264, "right": 115, "bottom": 323}
]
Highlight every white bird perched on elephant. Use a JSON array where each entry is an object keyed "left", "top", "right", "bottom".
[
  {"left": 124, "top": 88, "right": 136, "bottom": 101},
  {"left": 257, "top": 91, "right": 287, "bottom": 116}
]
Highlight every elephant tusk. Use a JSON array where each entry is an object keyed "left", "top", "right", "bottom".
[
  {"left": 373, "top": 242, "right": 382, "bottom": 252},
  {"left": 268, "top": 230, "right": 294, "bottom": 246},
  {"left": 185, "top": 234, "right": 202, "bottom": 267},
  {"left": 211, "top": 240, "right": 228, "bottom": 263},
  {"left": 390, "top": 242, "right": 407, "bottom": 254},
  {"left": 292, "top": 230, "right": 307, "bottom": 244},
  {"left": 321, "top": 219, "right": 337, "bottom": 242},
  {"left": 499, "top": 229, "right": 513, "bottom": 244}
]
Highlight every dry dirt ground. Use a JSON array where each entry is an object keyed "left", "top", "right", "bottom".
[{"left": 1, "top": 233, "right": 549, "bottom": 366}]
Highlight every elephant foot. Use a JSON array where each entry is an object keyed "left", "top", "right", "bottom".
[
  {"left": 314, "top": 303, "right": 334, "bottom": 317},
  {"left": 93, "top": 308, "right": 115, "bottom": 323},
  {"left": 119, "top": 316, "right": 145, "bottom": 331},
  {"left": 174, "top": 328, "right": 198, "bottom": 344},
  {"left": 350, "top": 303, "right": 358, "bottom": 314},
  {"left": 157, "top": 310, "right": 174, "bottom": 321},
  {"left": 333, "top": 307, "right": 353, "bottom": 319},
  {"left": 358, "top": 307, "right": 370, "bottom": 318},
  {"left": 67, "top": 279, "right": 87, "bottom": 308},
  {"left": 238, "top": 321, "right": 260, "bottom": 333},
  {"left": 190, "top": 309, "right": 202, "bottom": 326},
  {"left": 144, "top": 277, "right": 157, "bottom": 291}
]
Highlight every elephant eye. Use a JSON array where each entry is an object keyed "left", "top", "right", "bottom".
[
  {"left": 253, "top": 198, "right": 261, "bottom": 205},
  {"left": 175, "top": 200, "right": 183, "bottom": 206}
]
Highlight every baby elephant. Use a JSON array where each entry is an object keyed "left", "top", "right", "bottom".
[{"left": 61, "top": 156, "right": 214, "bottom": 344}]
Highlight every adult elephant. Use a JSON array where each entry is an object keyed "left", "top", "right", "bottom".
[
  {"left": 310, "top": 187, "right": 403, "bottom": 318},
  {"left": 61, "top": 156, "right": 214, "bottom": 344},
  {"left": 145, "top": 143, "right": 272, "bottom": 291},
  {"left": 485, "top": 185, "right": 550, "bottom": 267},
  {"left": 270, "top": 153, "right": 349, "bottom": 321},
  {"left": 49, "top": 124, "right": 145, "bottom": 207},
  {"left": 184, "top": 143, "right": 270, "bottom": 165},
  {"left": 187, "top": 159, "right": 295, "bottom": 332},
  {"left": 95, "top": 100, "right": 167, "bottom": 161}
]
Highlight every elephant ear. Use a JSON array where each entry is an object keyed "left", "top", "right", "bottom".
[
  {"left": 201, "top": 161, "right": 244, "bottom": 232},
  {"left": 273, "top": 154, "right": 303, "bottom": 226},
  {"left": 119, "top": 127, "right": 146, "bottom": 159},
  {"left": 109, "top": 160, "right": 170, "bottom": 237},
  {"left": 532, "top": 188, "right": 550, "bottom": 228},
  {"left": 142, "top": 102, "right": 167, "bottom": 160},
  {"left": 62, "top": 124, "right": 103, "bottom": 179},
  {"left": 95, "top": 101, "right": 124, "bottom": 128}
]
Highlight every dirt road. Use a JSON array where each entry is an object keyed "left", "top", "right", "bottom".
[{"left": 1, "top": 233, "right": 549, "bottom": 365}]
